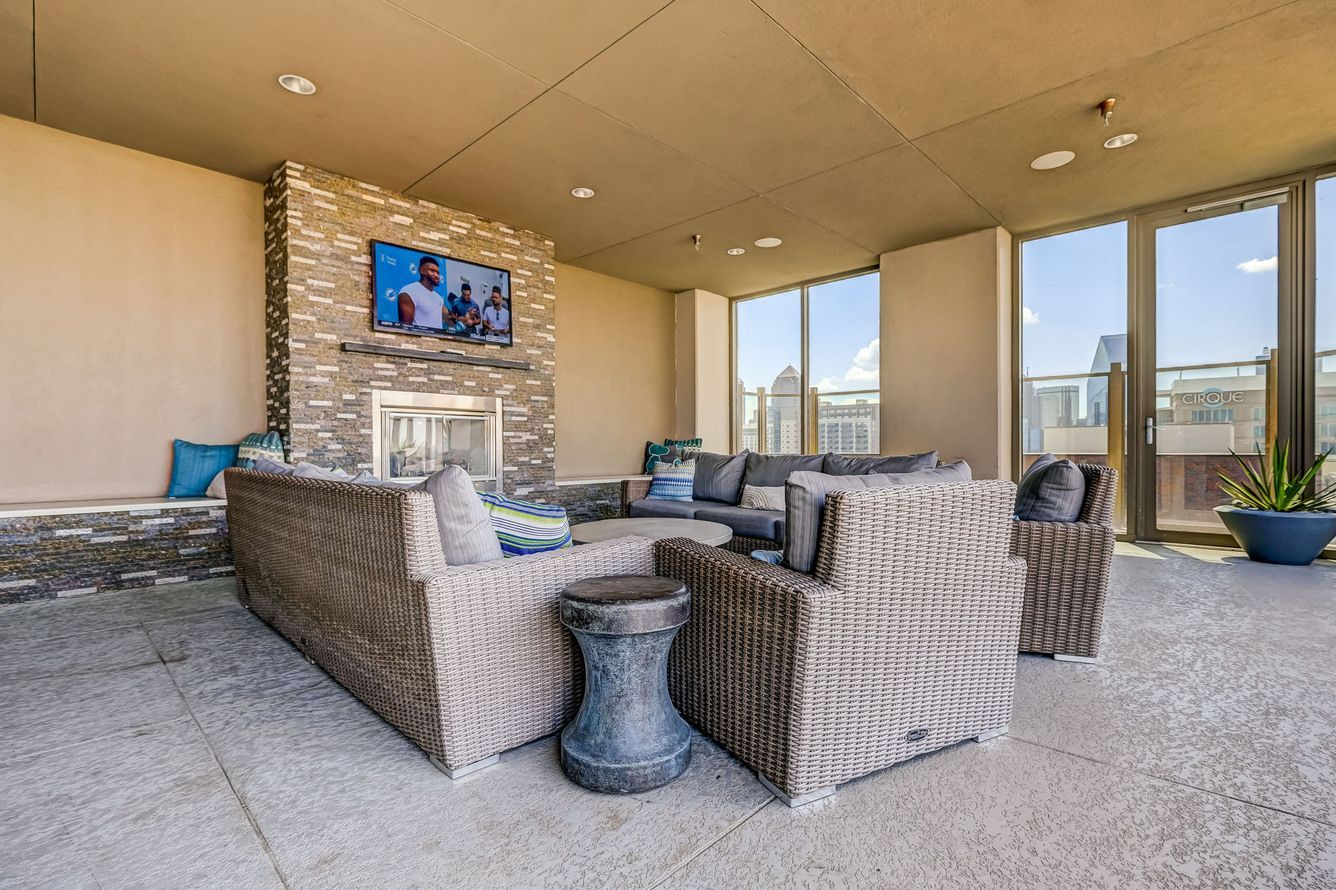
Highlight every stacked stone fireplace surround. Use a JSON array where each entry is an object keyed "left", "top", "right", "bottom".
[
  {"left": 265, "top": 162, "right": 559, "bottom": 494},
  {"left": 0, "top": 163, "right": 619, "bottom": 605}
]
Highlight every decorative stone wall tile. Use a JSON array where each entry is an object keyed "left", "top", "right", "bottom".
[{"left": 0, "top": 507, "right": 231, "bottom": 605}]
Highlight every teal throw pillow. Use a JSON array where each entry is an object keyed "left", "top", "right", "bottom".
[
  {"left": 168, "top": 439, "right": 240, "bottom": 498},
  {"left": 236, "top": 431, "right": 284, "bottom": 469}
]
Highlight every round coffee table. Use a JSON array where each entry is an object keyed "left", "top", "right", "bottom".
[
  {"left": 559, "top": 575, "right": 692, "bottom": 793},
  {"left": 570, "top": 517, "right": 732, "bottom": 547}
]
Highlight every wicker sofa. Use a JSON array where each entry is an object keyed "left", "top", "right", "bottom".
[
  {"left": 654, "top": 479, "right": 1025, "bottom": 806},
  {"left": 224, "top": 468, "right": 653, "bottom": 777},
  {"left": 1012, "top": 463, "right": 1118, "bottom": 661}
]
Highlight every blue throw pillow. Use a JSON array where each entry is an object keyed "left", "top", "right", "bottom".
[
  {"left": 236, "top": 431, "right": 284, "bottom": 469},
  {"left": 477, "top": 491, "right": 572, "bottom": 557},
  {"left": 168, "top": 439, "right": 240, "bottom": 498},
  {"left": 647, "top": 461, "right": 695, "bottom": 501}
]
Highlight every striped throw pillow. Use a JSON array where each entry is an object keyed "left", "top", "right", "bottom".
[
  {"left": 236, "top": 431, "right": 285, "bottom": 469},
  {"left": 477, "top": 491, "right": 573, "bottom": 557},
  {"left": 647, "top": 461, "right": 695, "bottom": 501}
]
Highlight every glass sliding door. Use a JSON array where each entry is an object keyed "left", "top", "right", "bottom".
[
  {"left": 1315, "top": 177, "right": 1336, "bottom": 491},
  {"left": 1018, "top": 222, "right": 1129, "bottom": 530},
  {"left": 1139, "top": 194, "right": 1291, "bottom": 540}
]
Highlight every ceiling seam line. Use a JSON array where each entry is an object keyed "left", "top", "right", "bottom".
[
  {"left": 906, "top": 0, "right": 1306, "bottom": 144},
  {"left": 401, "top": 0, "right": 684, "bottom": 193},
  {"left": 744, "top": 0, "right": 998, "bottom": 226},
  {"left": 559, "top": 194, "right": 760, "bottom": 263}
]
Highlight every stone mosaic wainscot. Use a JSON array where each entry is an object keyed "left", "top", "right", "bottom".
[{"left": 0, "top": 506, "right": 231, "bottom": 605}]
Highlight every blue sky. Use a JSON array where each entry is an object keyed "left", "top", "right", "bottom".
[{"left": 735, "top": 272, "right": 880, "bottom": 393}]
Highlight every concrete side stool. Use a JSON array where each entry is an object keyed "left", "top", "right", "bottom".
[{"left": 559, "top": 575, "right": 691, "bottom": 793}]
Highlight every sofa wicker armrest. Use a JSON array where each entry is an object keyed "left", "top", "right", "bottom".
[
  {"left": 621, "top": 477, "right": 652, "bottom": 514},
  {"left": 654, "top": 536, "right": 838, "bottom": 791},
  {"left": 420, "top": 535, "right": 654, "bottom": 768},
  {"left": 1010, "top": 518, "right": 1115, "bottom": 658}
]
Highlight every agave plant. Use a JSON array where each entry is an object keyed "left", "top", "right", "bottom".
[{"left": 1218, "top": 439, "right": 1336, "bottom": 512}]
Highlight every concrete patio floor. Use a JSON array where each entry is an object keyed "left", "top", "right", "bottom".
[{"left": 2, "top": 546, "right": 1334, "bottom": 888}]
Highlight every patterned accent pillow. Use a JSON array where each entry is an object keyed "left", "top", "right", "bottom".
[
  {"left": 646, "top": 461, "right": 696, "bottom": 501},
  {"left": 644, "top": 440, "right": 690, "bottom": 474},
  {"left": 664, "top": 437, "right": 703, "bottom": 449},
  {"left": 477, "top": 491, "right": 573, "bottom": 557},
  {"left": 739, "top": 484, "right": 786, "bottom": 511},
  {"left": 236, "top": 431, "right": 285, "bottom": 469}
]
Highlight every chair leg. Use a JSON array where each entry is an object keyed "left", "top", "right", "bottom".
[
  {"left": 975, "top": 725, "right": 1009, "bottom": 742},
  {"left": 429, "top": 754, "right": 500, "bottom": 779},
  {"left": 1054, "top": 653, "right": 1098, "bottom": 664},
  {"left": 757, "top": 773, "right": 837, "bottom": 808}
]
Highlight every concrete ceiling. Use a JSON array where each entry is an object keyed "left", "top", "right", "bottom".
[{"left": 3, "top": 0, "right": 1334, "bottom": 296}]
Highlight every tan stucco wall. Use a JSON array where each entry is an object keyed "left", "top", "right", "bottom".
[
  {"left": 0, "top": 116, "right": 265, "bottom": 503},
  {"left": 674, "top": 289, "right": 730, "bottom": 452},
  {"left": 555, "top": 263, "right": 675, "bottom": 478},
  {"left": 880, "top": 227, "right": 1013, "bottom": 478}
]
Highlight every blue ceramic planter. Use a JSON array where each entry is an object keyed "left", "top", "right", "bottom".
[{"left": 1214, "top": 506, "right": 1336, "bottom": 566}]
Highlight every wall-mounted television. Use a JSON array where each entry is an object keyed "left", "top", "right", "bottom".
[{"left": 371, "top": 239, "right": 513, "bottom": 347}]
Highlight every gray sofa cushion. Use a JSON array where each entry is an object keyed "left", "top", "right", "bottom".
[
  {"left": 1015, "top": 454, "right": 1085, "bottom": 522},
  {"left": 693, "top": 450, "right": 749, "bottom": 504},
  {"left": 416, "top": 466, "right": 504, "bottom": 566},
  {"left": 743, "top": 452, "right": 826, "bottom": 487},
  {"left": 694, "top": 505, "right": 784, "bottom": 541},
  {"left": 628, "top": 498, "right": 703, "bottom": 520},
  {"left": 783, "top": 460, "right": 973, "bottom": 573},
  {"left": 823, "top": 451, "right": 939, "bottom": 476}
]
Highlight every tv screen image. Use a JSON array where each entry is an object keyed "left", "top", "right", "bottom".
[{"left": 371, "top": 240, "right": 513, "bottom": 347}]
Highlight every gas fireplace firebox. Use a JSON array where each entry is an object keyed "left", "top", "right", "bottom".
[{"left": 371, "top": 391, "right": 502, "bottom": 490}]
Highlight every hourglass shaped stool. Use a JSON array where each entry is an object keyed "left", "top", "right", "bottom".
[{"left": 558, "top": 575, "right": 691, "bottom": 793}]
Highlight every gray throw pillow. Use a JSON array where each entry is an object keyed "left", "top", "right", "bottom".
[
  {"left": 252, "top": 457, "right": 295, "bottom": 475},
  {"left": 823, "top": 451, "right": 939, "bottom": 476},
  {"left": 415, "top": 466, "right": 504, "bottom": 566},
  {"left": 783, "top": 460, "right": 973, "bottom": 573},
  {"left": 743, "top": 452, "right": 826, "bottom": 487},
  {"left": 693, "top": 450, "right": 749, "bottom": 504},
  {"left": 1015, "top": 455, "right": 1085, "bottom": 522}
]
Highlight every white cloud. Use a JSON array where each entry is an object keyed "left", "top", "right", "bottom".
[
  {"left": 819, "top": 338, "right": 880, "bottom": 393},
  {"left": 1022, "top": 306, "right": 1040, "bottom": 325},
  {"left": 1236, "top": 256, "right": 1278, "bottom": 274}
]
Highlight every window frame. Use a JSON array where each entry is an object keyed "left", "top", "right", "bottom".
[{"left": 731, "top": 265, "right": 880, "bottom": 455}]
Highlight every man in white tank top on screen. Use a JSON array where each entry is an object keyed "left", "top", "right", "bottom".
[{"left": 397, "top": 256, "right": 445, "bottom": 328}]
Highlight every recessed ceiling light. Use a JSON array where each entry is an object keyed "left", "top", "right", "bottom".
[
  {"left": 570, "top": 186, "right": 596, "bottom": 199},
  {"left": 726, "top": 247, "right": 746, "bottom": 256},
  {"left": 1030, "top": 150, "right": 1075, "bottom": 170},
  {"left": 754, "top": 237, "right": 783, "bottom": 248},
  {"left": 1103, "top": 133, "right": 1138, "bottom": 149},
  {"left": 277, "top": 74, "right": 317, "bottom": 96}
]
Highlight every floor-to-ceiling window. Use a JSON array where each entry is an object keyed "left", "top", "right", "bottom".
[
  {"left": 733, "top": 270, "right": 879, "bottom": 454},
  {"left": 1315, "top": 176, "right": 1336, "bottom": 488},
  {"left": 1017, "top": 168, "right": 1332, "bottom": 545},
  {"left": 1018, "top": 222, "right": 1128, "bottom": 529}
]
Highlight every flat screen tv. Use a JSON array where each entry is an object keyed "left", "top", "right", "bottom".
[{"left": 371, "top": 239, "right": 513, "bottom": 347}]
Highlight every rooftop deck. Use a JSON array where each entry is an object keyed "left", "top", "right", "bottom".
[{"left": 2, "top": 546, "right": 1332, "bottom": 888}]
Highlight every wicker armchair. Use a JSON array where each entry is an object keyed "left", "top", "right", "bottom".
[
  {"left": 224, "top": 469, "right": 653, "bottom": 777},
  {"left": 655, "top": 480, "right": 1025, "bottom": 806},
  {"left": 1011, "top": 464, "right": 1118, "bottom": 662}
]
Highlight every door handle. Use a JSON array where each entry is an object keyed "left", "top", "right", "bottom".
[{"left": 1145, "top": 417, "right": 1155, "bottom": 446}]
